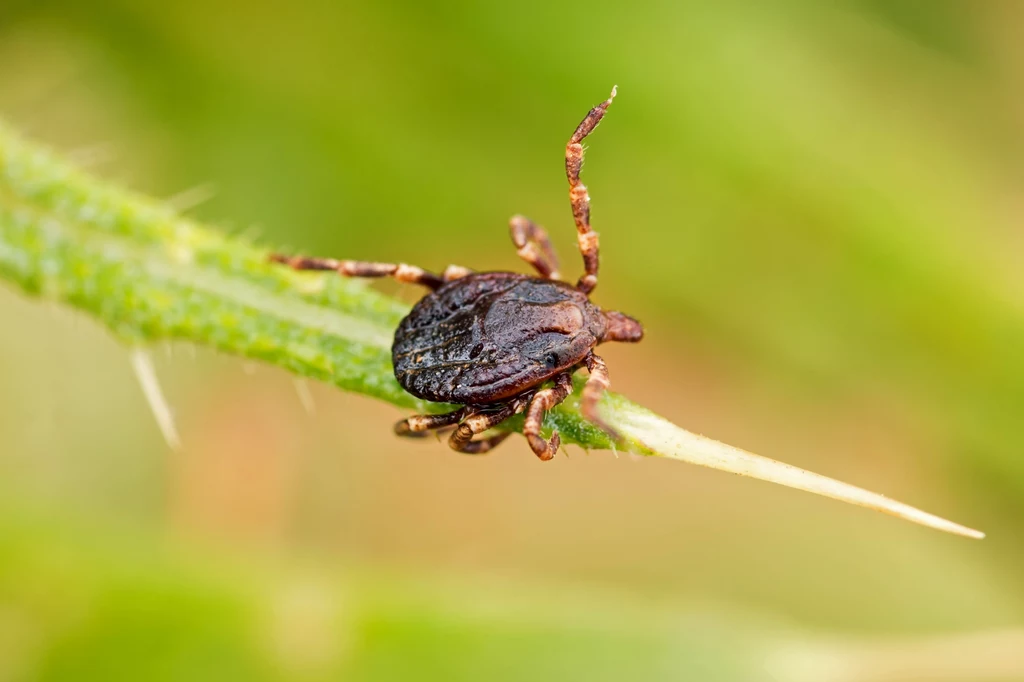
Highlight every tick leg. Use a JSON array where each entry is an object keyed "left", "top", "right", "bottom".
[
  {"left": 451, "top": 430, "right": 513, "bottom": 454},
  {"left": 523, "top": 372, "right": 574, "bottom": 460},
  {"left": 442, "top": 264, "right": 474, "bottom": 282},
  {"left": 582, "top": 352, "right": 621, "bottom": 442},
  {"left": 509, "top": 215, "right": 561, "bottom": 279},
  {"left": 448, "top": 398, "right": 528, "bottom": 455},
  {"left": 394, "top": 408, "right": 467, "bottom": 438},
  {"left": 565, "top": 87, "right": 616, "bottom": 294},
  {"left": 269, "top": 254, "right": 444, "bottom": 290}
]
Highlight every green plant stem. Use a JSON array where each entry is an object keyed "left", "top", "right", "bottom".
[{"left": 0, "top": 121, "right": 983, "bottom": 538}]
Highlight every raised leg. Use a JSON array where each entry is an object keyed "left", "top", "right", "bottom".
[
  {"left": 582, "top": 352, "right": 620, "bottom": 442},
  {"left": 269, "top": 254, "right": 445, "bottom": 290},
  {"left": 394, "top": 408, "right": 467, "bottom": 438},
  {"left": 509, "top": 215, "right": 560, "bottom": 279},
  {"left": 565, "top": 86, "right": 616, "bottom": 294},
  {"left": 523, "top": 372, "right": 573, "bottom": 460},
  {"left": 448, "top": 397, "right": 529, "bottom": 455}
]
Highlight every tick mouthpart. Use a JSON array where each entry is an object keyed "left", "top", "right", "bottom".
[{"left": 602, "top": 310, "right": 644, "bottom": 343}]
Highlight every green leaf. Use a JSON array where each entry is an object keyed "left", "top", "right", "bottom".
[{"left": 0, "top": 120, "right": 983, "bottom": 539}]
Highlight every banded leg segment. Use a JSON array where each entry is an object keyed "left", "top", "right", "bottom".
[
  {"left": 523, "top": 372, "right": 574, "bottom": 460},
  {"left": 565, "top": 86, "right": 616, "bottom": 294},
  {"left": 582, "top": 352, "right": 620, "bottom": 442},
  {"left": 509, "top": 215, "right": 560, "bottom": 279},
  {"left": 448, "top": 397, "right": 529, "bottom": 455},
  {"left": 442, "top": 264, "right": 474, "bottom": 282},
  {"left": 394, "top": 408, "right": 467, "bottom": 438},
  {"left": 270, "top": 254, "right": 445, "bottom": 290}
]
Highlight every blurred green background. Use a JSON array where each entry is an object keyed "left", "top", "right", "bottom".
[{"left": 2, "top": 0, "right": 1024, "bottom": 680}]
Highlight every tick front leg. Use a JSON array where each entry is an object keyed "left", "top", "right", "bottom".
[
  {"left": 448, "top": 398, "right": 528, "bottom": 455},
  {"left": 523, "top": 372, "right": 574, "bottom": 460},
  {"left": 269, "top": 254, "right": 445, "bottom": 290},
  {"left": 509, "top": 215, "right": 561, "bottom": 279},
  {"left": 565, "top": 87, "right": 616, "bottom": 294},
  {"left": 394, "top": 408, "right": 467, "bottom": 438},
  {"left": 582, "top": 352, "right": 621, "bottom": 443}
]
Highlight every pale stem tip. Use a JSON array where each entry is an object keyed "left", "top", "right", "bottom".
[{"left": 614, "top": 409, "right": 984, "bottom": 540}]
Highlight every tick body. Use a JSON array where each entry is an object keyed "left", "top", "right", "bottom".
[{"left": 271, "top": 87, "right": 643, "bottom": 459}]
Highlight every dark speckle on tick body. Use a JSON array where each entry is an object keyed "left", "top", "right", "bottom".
[{"left": 393, "top": 272, "right": 605, "bottom": 404}]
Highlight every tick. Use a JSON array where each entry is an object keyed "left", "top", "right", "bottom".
[{"left": 271, "top": 88, "right": 643, "bottom": 459}]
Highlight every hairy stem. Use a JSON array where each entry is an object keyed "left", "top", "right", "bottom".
[{"left": 0, "top": 121, "right": 983, "bottom": 539}]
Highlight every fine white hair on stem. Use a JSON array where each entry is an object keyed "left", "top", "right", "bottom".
[
  {"left": 129, "top": 348, "right": 182, "bottom": 451},
  {"left": 294, "top": 379, "right": 316, "bottom": 415},
  {"left": 613, "top": 407, "right": 984, "bottom": 539},
  {"left": 164, "top": 183, "right": 218, "bottom": 213}
]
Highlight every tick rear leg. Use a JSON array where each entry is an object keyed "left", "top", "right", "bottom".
[
  {"left": 450, "top": 430, "right": 513, "bottom": 454},
  {"left": 270, "top": 254, "right": 445, "bottom": 290},
  {"left": 448, "top": 398, "right": 528, "bottom": 455},
  {"left": 565, "top": 87, "right": 616, "bottom": 294},
  {"left": 509, "top": 215, "right": 561, "bottom": 279},
  {"left": 523, "top": 372, "right": 574, "bottom": 460},
  {"left": 394, "top": 408, "right": 467, "bottom": 438},
  {"left": 582, "top": 352, "right": 621, "bottom": 443}
]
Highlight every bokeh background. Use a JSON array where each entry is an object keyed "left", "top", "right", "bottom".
[{"left": 2, "top": 1, "right": 1024, "bottom": 680}]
